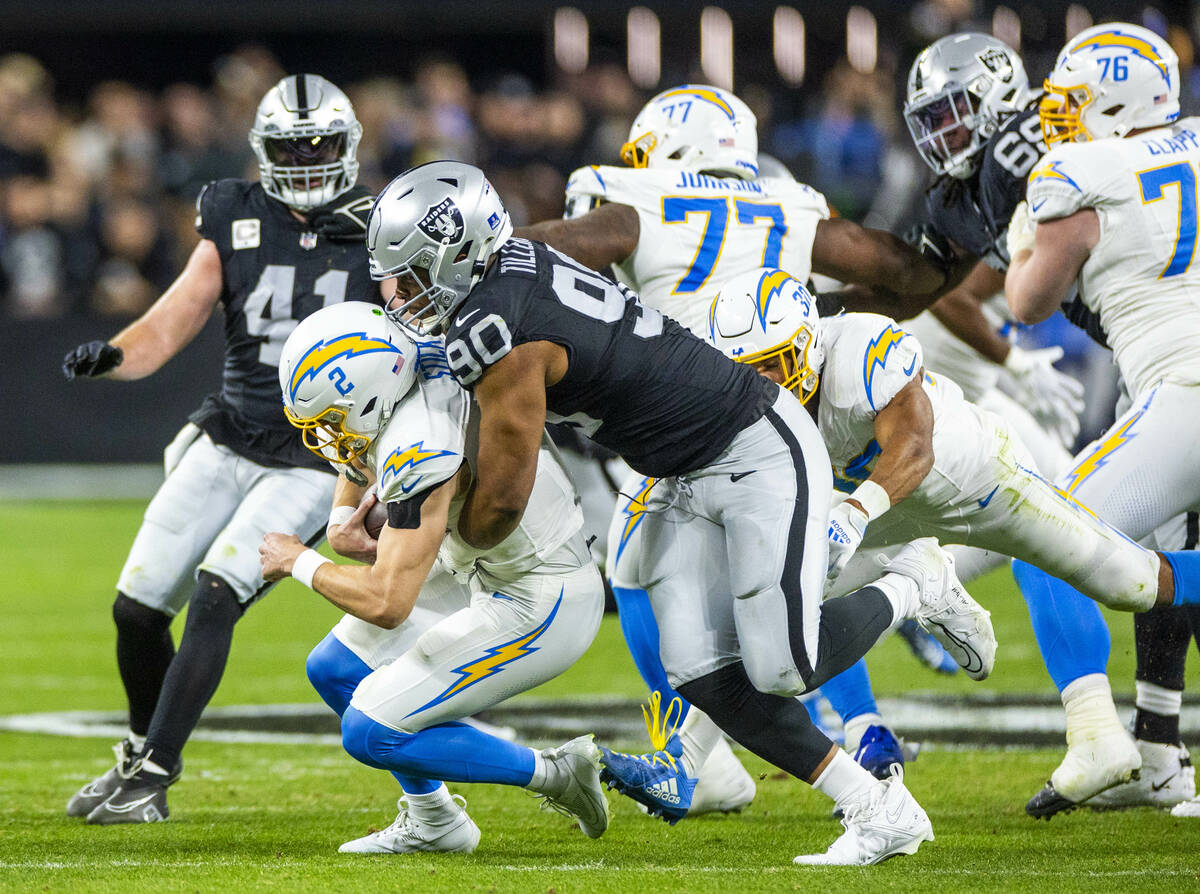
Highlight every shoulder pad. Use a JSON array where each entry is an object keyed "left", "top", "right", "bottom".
[
  {"left": 565, "top": 165, "right": 618, "bottom": 200},
  {"left": 376, "top": 439, "right": 462, "bottom": 503},
  {"left": 195, "top": 178, "right": 258, "bottom": 242},
  {"left": 827, "top": 314, "right": 922, "bottom": 413},
  {"left": 1026, "top": 145, "right": 1095, "bottom": 222},
  {"left": 760, "top": 179, "right": 831, "bottom": 217}
]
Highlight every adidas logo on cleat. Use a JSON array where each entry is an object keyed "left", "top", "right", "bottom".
[{"left": 645, "top": 776, "right": 681, "bottom": 805}]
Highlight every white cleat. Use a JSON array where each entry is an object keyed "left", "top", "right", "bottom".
[
  {"left": 888, "top": 540, "right": 996, "bottom": 681},
  {"left": 537, "top": 734, "right": 610, "bottom": 839},
  {"left": 338, "top": 795, "right": 481, "bottom": 854},
  {"left": 1171, "top": 796, "right": 1200, "bottom": 817},
  {"left": 688, "top": 736, "right": 756, "bottom": 816},
  {"left": 1026, "top": 726, "right": 1142, "bottom": 818},
  {"left": 1088, "top": 741, "right": 1193, "bottom": 810},
  {"left": 794, "top": 766, "right": 933, "bottom": 866}
]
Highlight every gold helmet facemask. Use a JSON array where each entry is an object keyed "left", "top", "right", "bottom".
[
  {"left": 284, "top": 405, "right": 373, "bottom": 464},
  {"left": 1039, "top": 81, "right": 1093, "bottom": 145},
  {"left": 737, "top": 325, "right": 820, "bottom": 405},
  {"left": 619, "top": 132, "right": 657, "bottom": 168}
]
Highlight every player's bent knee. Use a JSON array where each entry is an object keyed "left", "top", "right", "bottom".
[
  {"left": 112, "top": 591, "right": 171, "bottom": 637},
  {"left": 306, "top": 633, "right": 371, "bottom": 717},
  {"left": 740, "top": 654, "right": 805, "bottom": 698},
  {"left": 340, "top": 705, "right": 405, "bottom": 771}
]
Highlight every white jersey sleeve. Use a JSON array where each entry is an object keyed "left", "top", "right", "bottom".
[
  {"left": 564, "top": 165, "right": 830, "bottom": 337},
  {"left": 1026, "top": 142, "right": 1123, "bottom": 223},
  {"left": 370, "top": 373, "right": 469, "bottom": 507}
]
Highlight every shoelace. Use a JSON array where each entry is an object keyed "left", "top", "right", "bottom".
[
  {"left": 840, "top": 764, "right": 904, "bottom": 828},
  {"left": 116, "top": 744, "right": 156, "bottom": 781},
  {"left": 608, "top": 690, "right": 685, "bottom": 773}
]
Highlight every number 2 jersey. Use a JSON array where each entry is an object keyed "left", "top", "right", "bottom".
[
  {"left": 368, "top": 343, "right": 584, "bottom": 580},
  {"left": 191, "top": 179, "right": 378, "bottom": 472},
  {"left": 444, "top": 238, "right": 778, "bottom": 479},
  {"left": 1027, "top": 119, "right": 1200, "bottom": 399},
  {"left": 564, "top": 165, "right": 830, "bottom": 336}
]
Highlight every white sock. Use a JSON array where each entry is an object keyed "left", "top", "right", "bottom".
[
  {"left": 1136, "top": 680, "right": 1183, "bottom": 717},
  {"left": 1062, "top": 674, "right": 1125, "bottom": 743},
  {"left": 812, "top": 748, "right": 878, "bottom": 810},
  {"left": 842, "top": 713, "right": 883, "bottom": 754},
  {"left": 678, "top": 708, "right": 724, "bottom": 777},
  {"left": 140, "top": 757, "right": 171, "bottom": 777},
  {"left": 526, "top": 749, "right": 554, "bottom": 793},
  {"left": 874, "top": 573, "right": 921, "bottom": 632},
  {"left": 128, "top": 732, "right": 146, "bottom": 751},
  {"left": 403, "top": 784, "right": 455, "bottom": 823}
]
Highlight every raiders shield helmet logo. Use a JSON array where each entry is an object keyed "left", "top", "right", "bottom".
[
  {"left": 417, "top": 198, "right": 465, "bottom": 245},
  {"left": 977, "top": 47, "right": 1012, "bottom": 80}
]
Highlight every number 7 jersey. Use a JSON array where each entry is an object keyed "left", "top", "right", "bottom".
[
  {"left": 1027, "top": 118, "right": 1200, "bottom": 397},
  {"left": 565, "top": 166, "right": 829, "bottom": 336}
]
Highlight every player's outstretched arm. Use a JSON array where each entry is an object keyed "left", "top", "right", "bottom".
[
  {"left": 515, "top": 202, "right": 640, "bottom": 273},
  {"left": 811, "top": 218, "right": 948, "bottom": 299},
  {"left": 80, "top": 239, "right": 223, "bottom": 381},
  {"left": 927, "top": 261, "right": 1011, "bottom": 364},
  {"left": 1006, "top": 206, "right": 1099, "bottom": 324},
  {"left": 259, "top": 474, "right": 456, "bottom": 629},
  {"left": 869, "top": 376, "right": 936, "bottom": 506},
  {"left": 459, "top": 341, "right": 563, "bottom": 549}
]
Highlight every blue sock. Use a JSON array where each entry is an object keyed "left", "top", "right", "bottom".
[
  {"left": 1164, "top": 551, "right": 1200, "bottom": 605},
  {"left": 613, "top": 584, "right": 689, "bottom": 720},
  {"left": 306, "top": 634, "right": 441, "bottom": 795},
  {"left": 1012, "top": 560, "right": 1110, "bottom": 691},
  {"left": 818, "top": 658, "right": 877, "bottom": 722},
  {"left": 341, "top": 706, "right": 536, "bottom": 786}
]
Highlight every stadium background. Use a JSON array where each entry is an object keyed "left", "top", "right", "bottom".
[{"left": 2, "top": 3, "right": 1200, "bottom": 889}]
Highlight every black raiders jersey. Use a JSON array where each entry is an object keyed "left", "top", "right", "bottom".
[
  {"left": 189, "top": 179, "right": 378, "bottom": 471},
  {"left": 444, "top": 238, "right": 778, "bottom": 478}
]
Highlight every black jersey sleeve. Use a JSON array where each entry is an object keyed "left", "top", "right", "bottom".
[{"left": 195, "top": 179, "right": 259, "bottom": 249}]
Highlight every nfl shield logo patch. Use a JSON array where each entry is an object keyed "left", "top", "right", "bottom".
[{"left": 299, "top": 232, "right": 318, "bottom": 250}]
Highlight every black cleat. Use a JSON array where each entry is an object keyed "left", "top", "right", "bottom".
[
  {"left": 67, "top": 740, "right": 180, "bottom": 818},
  {"left": 84, "top": 751, "right": 181, "bottom": 825},
  {"left": 1025, "top": 782, "right": 1079, "bottom": 820}
]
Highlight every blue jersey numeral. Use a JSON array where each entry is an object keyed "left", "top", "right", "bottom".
[
  {"left": 1137, "top": 161, "right": 1198, "bottom": 278},
  {"left": 662, "top": 197, "right": 788, "bottom": 293}
]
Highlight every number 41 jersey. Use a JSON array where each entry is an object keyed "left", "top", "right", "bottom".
[
  {"left": 444, "top": 238, "right": 778, "bottom": 478},
  {"left": 191, "top": 179, "right": 377, "bottom": 471}
]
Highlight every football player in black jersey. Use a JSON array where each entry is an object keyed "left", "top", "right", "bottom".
[
  {"left": 61, "top": 74, "right": 382, "bottom": 824},
  {"left": 363, "top": 161, "right": 998, "bottom": 865},
  {"left": 904, "top": 33, "right": 1198, "bottom": 818}
]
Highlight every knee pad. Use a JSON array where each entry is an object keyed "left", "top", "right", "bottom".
[
  {"left": 341, "top": 705, "right": 407, "bottom": 771},
  {"left": 112, "top": 592, "right": 171, "bottom": 637},
  {"left": 306, "top": 633, "right": 372, "bottom": 717}
]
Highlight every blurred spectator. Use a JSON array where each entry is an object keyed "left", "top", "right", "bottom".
[
  {"left": 89, "top": 196, "right": 177, "bottom": 317},
  {"left": 1, "top": 176, "right": 65, "bottom": 318}
]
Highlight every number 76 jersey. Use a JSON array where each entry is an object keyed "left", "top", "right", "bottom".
[
  {"left": 565, "top": 166, "right": 829, "bottom": 336},
  {"left": 1027, "top": 118, "right": 1200, "bottom": 398}
]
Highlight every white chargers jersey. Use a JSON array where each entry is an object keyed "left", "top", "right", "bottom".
[
  {"left": 564, "top": 165, "right": 829, "bottom": 336},
  {"left": 817, "top": 313, "right": 984, "bottom": 502},
  {"left": 369, "top": 352, "right": 584, "bottom": 583},
  {"left": 1027, "top": 119, "right": 1200, "bottom": 398},
  {"left": 901, "top": 295, "right": 1015, "bottom": 403}
]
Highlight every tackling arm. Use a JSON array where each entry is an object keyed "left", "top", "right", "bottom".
[
  {"left": 1006, "top": 209, "right": 1099, "bottom": 324},
  {"left": 863, "top": 376, "right": 936, "bottom": 507},
  {"left": 927, "top": 261, "right": 1011, "bottom": 364},
  {"left": 811, "top": 218, "right": 948, "bottom": 299},
  {"left": 457, "top": 341, "right": 565, "bottom": 549},
  {"left": 515, "top": 202, "right": 640, "bottom": 272},
  {"left": 104, "top": 238, "right": 225, "bottom": 379}
]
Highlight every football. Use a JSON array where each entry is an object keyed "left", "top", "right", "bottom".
[{"left": 364, "top": 499, "right": 388, "bottom": 538}]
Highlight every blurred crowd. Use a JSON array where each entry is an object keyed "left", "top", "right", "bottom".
[{"left": 4, "top": 4, "right": 1200, "bottom": 324}]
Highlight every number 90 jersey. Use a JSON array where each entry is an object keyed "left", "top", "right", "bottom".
[
  {"left": 1026, "top": 119, "right": 1200, "bottom": 398},
  {"left": 564, "top": 166, "right": 829, "bottom": 336},
  {"left": 191, "top": 179, "right": 377, "bottom": 472},
  {"left": 369, "top": 342, "right": 585, "bottom": 580},
  {"left": 444, "top": 238, "right": 778, "bottom": 479}
]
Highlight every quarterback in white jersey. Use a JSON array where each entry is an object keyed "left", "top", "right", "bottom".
[
  {"left": 259, "top": 302, "right": 609, "bottom": 854},
  {"left": 1007, "top": 22, "right": 1200, "bottom": 813}
]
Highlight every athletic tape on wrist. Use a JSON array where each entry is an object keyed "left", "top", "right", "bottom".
[
  {"left": 327, "top": 505, "right": 356, "bottom": 530},
  {"left": 292, "top": 549, "right": 332, "bottom": 590},
  {"left": 850, "top": 480, "right": 891, "bottom": 520}
]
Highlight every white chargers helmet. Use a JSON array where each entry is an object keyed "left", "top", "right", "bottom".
[
  {"left": 620, "top": 84, "right": 759, "bottom": 179},
  {"left": 709, "top": 268, "right": 823, "bottom": 405},
  {"left": 1040, "top": 23, "right": 1180, "bottom": 145},
  {"left": 249, "top": 74, "right": 363, "bottom": 211},
  {"left": 279, "top": 302, "right": 417, "bottom": 465},
  {"left": 904, "top": 33, "right": 1031, "bottom": 179},
  {"left": 368, "top": 160, "right": 513, "bottom": 336}
]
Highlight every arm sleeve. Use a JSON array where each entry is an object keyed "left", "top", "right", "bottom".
[
  {"left": 1026, "top": 148, "right": 1094, "bottom": 222},
  {"left": 386, "top": 488, "right": 435, "bottom": 530}
]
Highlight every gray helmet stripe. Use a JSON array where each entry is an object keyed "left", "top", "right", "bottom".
[{"left": 295, "top": 74, "right": 310, "bottom": 119}]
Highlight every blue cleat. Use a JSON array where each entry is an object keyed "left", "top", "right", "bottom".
[
  {"left": 897, "top": 618, "right": 959, "bottom": 675},
  {"left": 853, "top": 725, "right": 906, "bottom": 780},
  {"left": 599, "top": 743, "right": 697, "bottom": 824}
]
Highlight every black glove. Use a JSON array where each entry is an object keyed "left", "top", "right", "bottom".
[
  {"left": 63, "top": 341, "right": 123, "bottom": 380},
  {"left": 305, "top": 185, "right": 375, "bottom": 242},
  {"left": 903, "top": 222, "right": 955, "bottom": 281}
]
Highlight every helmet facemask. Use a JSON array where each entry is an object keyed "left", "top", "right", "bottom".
[
  {"left": 1038, "top": 83, "right": 1094, "bottom": 145},
  {"left": 284, "top": 404, "right": 373, "bottom": 465},
  {"left": 905, "top": 86, "right": 991, "bottom": 179},
  {"left": 738, "top": 326, "right": 821, "bottom": 406}
]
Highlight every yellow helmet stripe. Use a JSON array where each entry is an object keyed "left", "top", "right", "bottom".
[
  {"left": 287, "top": 332, "right": 399, "bottom": 403},
  {"left": 658, "top": 87, "right": 736, "bottom": 120},
  {"left": 1067, "top": 29, "right": 1171, "bottom": 84}
]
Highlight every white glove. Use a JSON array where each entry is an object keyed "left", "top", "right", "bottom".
[
  {"left": 1004, "top": 344, "right": 1086, "bottom": 448},
  {"left": 826, "top": 501, "right": 869, "bottom": 580},
  {"left": 1006, "top": 199, "right": 1037, "bottom": 260}
]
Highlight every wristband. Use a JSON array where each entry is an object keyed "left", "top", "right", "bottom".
[
  {"left": 292, "top": 549, "right": 332, "bottom": 590},
  {"left": 327, "top": 505, "right": 356, "bottom": 530},
  {"left": 850, "top": 480, "right": 891, "bottom": 520}
]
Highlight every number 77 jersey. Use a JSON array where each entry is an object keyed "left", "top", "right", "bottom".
[
  {"left": 564, "top": 165, "right": 829, "bottom": 336},
  {"left": 1026, "top": 118, "right": 1200, "bottom": 397}
]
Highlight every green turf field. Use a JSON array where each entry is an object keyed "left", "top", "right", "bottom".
[{"left": 1, "top": 500, "right": 1198, "bottom": 892}]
